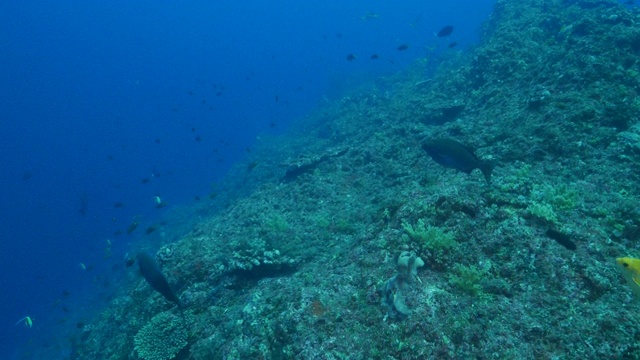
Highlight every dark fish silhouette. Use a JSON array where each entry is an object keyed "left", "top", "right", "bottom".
[
  {"left": 136, "top": 252, "right": 182, "bottom": 307},
  {"left": 437, "top": 25, "right": 454, "bottom": 37},
  {"left": 78, "top": 192, "right": 89, "bottom": 216},
  {"left": 346, "top": 54, "right": 356, "bottom": 61},
  {"left": 397, "top": 44, "right": 409, "bottom": 51},
  {"left": 126, "top": 221, "right": 139, "bottom": 234},
  {"left": 422, "top": 139, "right": 494, "bottom": 183},
  {"left": 370, "top": 54, "right": 379, "bottom": 60}
]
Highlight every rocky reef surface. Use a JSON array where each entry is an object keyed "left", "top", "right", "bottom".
[{"left": 74, "top": 0, "right": 640, "bottom": 358}]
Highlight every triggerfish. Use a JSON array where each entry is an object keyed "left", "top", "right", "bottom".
[{"left": 616, "top": 257, "right": 640, "bottom": 298}]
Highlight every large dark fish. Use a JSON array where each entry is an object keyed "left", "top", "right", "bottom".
[
  {"left": 437, "top": 25, "right": 454, "bottom": 37},
  {"left": 136, "top": 252, "right": 182, "bottom": 307},
  {"left": 422, "top": 139, "right": 494, "bottom": 184}
]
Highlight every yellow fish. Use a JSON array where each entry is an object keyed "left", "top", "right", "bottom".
[{"left": 616, "top": 257, "right": 640, "bottom": 298}]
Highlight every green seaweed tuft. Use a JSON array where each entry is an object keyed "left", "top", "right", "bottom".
[{"left": 401, "top": 218, "right": 457, "bottom": 250}]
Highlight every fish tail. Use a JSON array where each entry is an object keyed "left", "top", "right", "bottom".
[{"left": 480, "top": 161, "right": 495, "bottom": 184}]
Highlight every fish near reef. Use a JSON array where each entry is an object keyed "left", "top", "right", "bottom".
[
  {"left": 616, "top": 257, "right": 640, "bottom": 299},
  {"left": 422, "top": 139, "right": 494, "bottom": 184},
  {"left": 137, "top": 252, "right": 182, "bottom": 307}
]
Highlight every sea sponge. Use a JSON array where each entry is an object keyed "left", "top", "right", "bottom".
[
  {"left": 134, "top": 311, "right": 188, "bottom": 360},
  {"left": 397, "top": 251, "right": 425, "bottom": 282}
]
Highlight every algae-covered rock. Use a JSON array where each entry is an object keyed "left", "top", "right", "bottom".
[{"left": 134, "top": 311, "right": 188, "bottom": 360}]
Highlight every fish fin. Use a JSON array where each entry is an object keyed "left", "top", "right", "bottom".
[
  {"left": 633, "top": 276, "right": 640, "bottom": 287},
  {"left": 480, "top": 160, "right": 496, "bottom": 184}
]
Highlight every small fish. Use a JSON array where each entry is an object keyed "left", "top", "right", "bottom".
[
  {"left": 370, "top": 54, "right": 379, "bottom": 60},
  {"left": 247, "top": 160, "right": 258, "bottom": 171},
  {"left": 125, "top": 257, "right": 135, "bottom": 267},
  {"left": 145, "top": 226, "right": 156, "bottom": 235},
  {"left": 361, "top": 12, "right": 379, "bottom": 20},
  {"left": 15, "top": 316, "right": 33, "bottom": 328},
  {"left": 448, "top": 42, "right": 458, "bottom": 48},
  {"left": 422, "top": 139, "right": 494, "bottom": 184},
  {"left": 346, "top": 54, "right": 356, "bottom": 61},
  {"left": 437, "top": 25, "right": 454, "bottom": 37},
  {"left": 113, "top": 202, "right": 125, "bottom": 208},
  {"left": 78, "top": 263, "right": 86, "bottom": 271},
  {"left": 126, "top": 221, "right": 139, "bottom": 234},
  {"left": 559, "top": 24, "right": 573, "bottom": 34},
  {"left": 616, "top": 257, "right": 640, "bottom": 298},
  {"left": 397, "top": 44, "right": 409, "bottom": 51},
  {"left": 141, "top": 178, "right": 150, "bottom": 184}
]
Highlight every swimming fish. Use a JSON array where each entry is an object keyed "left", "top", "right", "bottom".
[
  {"left": 616, "top": 257, "right": 640, "bottom": 298},
  {"left": 361, "top": 12, "right": 379, "bottom": 20},
  {"left": 137, "top": 252, "right": 182, "bottom": 307},
  {"left": 397, "top": 44, "right": 409, "bottom": 51},
  {"left": 15, "top": 316, "right": 33, "bottom": 328},
  {"left": 437, "top": 25, "right": 454, "bottom": 37},
  {"left": 346, "top": 54, "right": 356, "bottom": 61},
  {"left": 422, "top": 139, "right": 494, "bottom": 184},
  {"left": 126, "top": 221, "right": 139, "bottom": 234}
]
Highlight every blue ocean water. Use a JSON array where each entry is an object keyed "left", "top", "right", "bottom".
[{"left": 0, "top": 1, "right": 494, "bottom": 358}]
